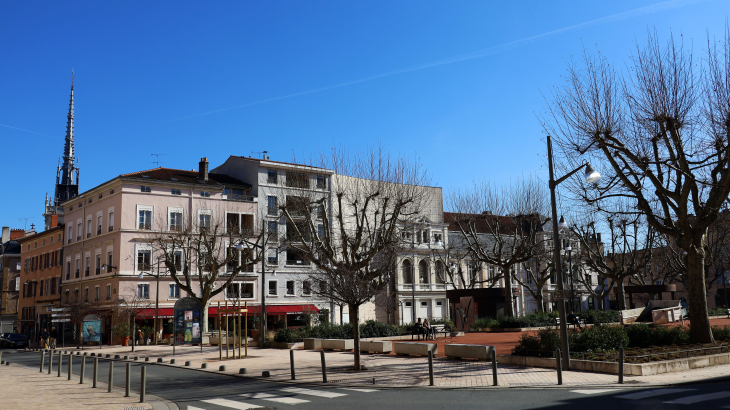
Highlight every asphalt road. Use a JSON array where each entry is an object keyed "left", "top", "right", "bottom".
[{"left": 4, "top": 349, "right": 730, "bottom": 410}]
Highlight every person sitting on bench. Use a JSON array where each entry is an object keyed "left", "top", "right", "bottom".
[
  {"left": 423, "top": 318, "right": 434, "bottom": 340},
  {"left": 567, "top": 311, "right": 582, "bottom": 329},
  {"left": 414, "top": 318, "right": 424, "bottom": 339}
]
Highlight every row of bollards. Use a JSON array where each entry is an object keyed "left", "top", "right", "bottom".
[
  {"left": 34, "top": 351, "right": 146, "bottom": 403},
  {"left": 554, "top": 347, "right": 625, "bottom": 385}
]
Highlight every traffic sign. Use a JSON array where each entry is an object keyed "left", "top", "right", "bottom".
[
  {"left": 51, "top": 313, "right": 70, "bottom": 317},
  {"left": 553, "top": 290, "right": 565, "bottom": 300},
  {"left": 52, "top": 318, "right": 71, "bottom": 322},
  {"left": 49, "top": 308, "right": 69, "bottom": 312}
]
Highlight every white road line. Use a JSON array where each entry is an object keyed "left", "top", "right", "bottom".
[
  {"left": 663, "top": 391, "right": 730, "bottom": 405},
  {"left": 615, "top": 388, "right": 696, "bottom": 400},
  {"left": 240, "top": 392, "right": 310, "bottom": 404},
  {"left": 341, "top": 388, "right": 379, "bottom": 393},
  {"left": 188, "top": 407, "right": 206, "bottom": 410},
  {"left": 281, "top": 387, "right": 348, "bottom": 398},
  {"left": 570, "top": 389, "right": 623, "bottom": 395},
  {"left": 201, "top": 398, "right": 262, "bottom": 409}
]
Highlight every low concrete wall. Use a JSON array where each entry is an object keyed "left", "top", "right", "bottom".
[
  {"left": 304, "top": 338, "right": 322, "bottom": 349},
  {"left": 360, "top": 341, "right": 392, "bottom": 353},
  {"left": 499, "top": 351, "right": 730, "bottom": 376},
  {"left": 322, "top": 339, "right": 354, "bottom": 351},
  {"left": 394, "top": 342, "right": 437, "bottom": 357},
  {"left": 445, "top": 344, "right": 494, "bottom": 360},
  {"left": 209, "top": 336, "right": 250, "bottom": 346}
]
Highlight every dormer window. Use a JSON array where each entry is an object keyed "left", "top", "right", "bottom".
[{"left": 140, "top": 186, "right": 151, "bottom": 193}]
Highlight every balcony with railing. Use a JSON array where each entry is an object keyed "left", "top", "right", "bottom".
[
  {"left": 398, "top": 283, "right": 448, "bottom": 292},
  {"left": 84, "top": 267, "right": 90, "bottom": 277},
  {"left": 108, "top": 225, "right": 114, "bottom": 232},
  {"left": 97, "top": 227, "right": 101, "bottom": 235}
]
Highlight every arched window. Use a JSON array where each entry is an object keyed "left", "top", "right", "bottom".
[
  {"left": 435, "top": 261, "right": 445, "bottom": 284},
  {"left": 419, "top": 260, "right": 429, "bottom": 284},
  {"left": 402, "top": 260, "right": 413, "bottom": 284}
]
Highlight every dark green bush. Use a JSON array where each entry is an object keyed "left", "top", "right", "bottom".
[
  {"left": 471, "top": 317, "right": 498, "bottom": 330},
  {"left": 708, "top": 308, "right": 728, "bottom": 317},
  {"left": 712, "top": 326, "right": 730, "bottom": 341},
  {"left": 626, "top": 324, "right": 689, "bottom": 348},
  {"left": 579, "top": 310, "right": 620, "bottom": 325},
  {"left": 431, "top": 318, "right": 455, "bottom": 331},
  {"left": 497, "top": 312, "right": 557, "bottom": 328},
  {"left": 274, "top": 328, "right": 300, "bottom": 343},
  {"left": 570, "top": 326, "right": 629, "bottom": 352}
]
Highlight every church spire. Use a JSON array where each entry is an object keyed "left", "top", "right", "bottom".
[{"left": 53, "top": 70, "right": 80, "bottom": 205}]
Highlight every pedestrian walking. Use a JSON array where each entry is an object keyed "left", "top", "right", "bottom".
[
  {"left": 49, "top": 327, "right": 58, "bottom": 349},
  {"left": 40, "top": 328, "right": 50, "bottom": 349}
]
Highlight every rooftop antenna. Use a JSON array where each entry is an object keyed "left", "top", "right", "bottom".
[
  {"left": 18, "top": 217, "right": 33, "bottom": 230},
  {"left": 151, "top": 153, "right": 166, "bottom": 167},
  {"left": 251, "top": 151, "right": 269, "bottom": 160}
]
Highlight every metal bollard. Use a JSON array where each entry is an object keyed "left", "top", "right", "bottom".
[
  {"left": 491, "top": 349, "right": 498, "bottom": 386},
  {"left": 140, "top": 366, "right": 146, "bottom": 403},
  {"left": 428, "top": 350, "right": 434, "bottom": 386},
  {"left": 290, "top": 350, "right": 296, "bottom": 380},
  {"left": 618, "top": 347, "right": 624, "bottom": 384},
  {"left": 320, "top": 350, "right": 327, "bottom": 383},
  {"left": 125, "top": 363, "right": 131, "bottom": 397},
  {"left": 57, "top": 353, "right": 62, "bottom": 377},
  {"left": 80, "top": 356, "right": 85, "bottom": 384},
  {"left": 40, "top": 350, "right": 45, "bottom": 373},
  {"left": 67, "top": 354, "right": 72, "bottom": 380},
  {"left": 556, "top": 349, "right": 562, "bottom": 385},
  {"left": 108, "top": 361, "right": 114, "bottom": 393},
  {"left": 93, "top": 358, "right": 98, "bottom": 388},
  {"left": 48, "top": 350, "right": 53, "bottom": 374}
]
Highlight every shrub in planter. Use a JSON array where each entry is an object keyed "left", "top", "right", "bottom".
[
  {"left": 712, "top": 326, "right": 730, "bottom": 341},
  {"left": 626, "top": 324, "right": 689, "bottom": 348},
  {"left": 570, "top": 325, "right": 628, "bottom": 352},
  {"left": 431, "top": 318, "right": 456, "bottom": 332},
  {"left": 274, "top": 328, "right": 301, "bottom": 343},
  {"left": 579, "top": 310, "right": 620, "bottom": 325},
  {"left": 471, "top": 317, "right": 498, "bottom": 330}
]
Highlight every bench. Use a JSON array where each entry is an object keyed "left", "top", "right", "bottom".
[
  {"left": 555, "top": 316, "right": 585, "bottom": 329},
  {"left": 411, "top": 325, "right": 452, "bottom": 340},
  {"left": 360, "top": 341, "right": 392, "bottom": 353},
  {"left": 321, "top": 339, "right": 354, "bottom": 351},
  {"left": 444, "top": 344, "right": 494, "bottom": 361},
  {"left": 395, "top": 342, "right": 437, "bottom": 357}
]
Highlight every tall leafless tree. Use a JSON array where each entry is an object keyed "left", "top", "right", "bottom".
[
  {"left": 543, "top": 29, "right": 730, "bottom": 343},
  {"left": 280, "top": 145, "right": 431, "bottom": 371},
  {"left": 148, "top": 210, "right": 266, "bottom": 331},
  {"left": 447, "top": 177, "right": 551, "bottom": 317}
]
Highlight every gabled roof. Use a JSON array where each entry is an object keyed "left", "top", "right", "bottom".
[
  {"left": 228, "top": 155, "right": 333, "bottom": 173},
  {"left": 121, "top": 167, "right": 251, "bottom": 188},
  {"left": 444, "top": 212, "right": 515, "bottom": 232}
]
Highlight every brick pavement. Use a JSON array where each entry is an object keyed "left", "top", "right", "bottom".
[{"left": 0, "top": 361, "right": 152, "bottom": 410}]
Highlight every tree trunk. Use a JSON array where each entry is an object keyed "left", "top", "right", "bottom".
[
  {"left": 616, "top": 281, "right": 627, "bottom": 311},
  {"left": 350, "top": 304, "right": 361, "bottom": 371},
  {"left": 503, "top": 268, "right": 515, "bottom": 317},
  {"left": 201, "top": 299, "right": 210, "bottom": 332},
  {"left": 687, "top": 245, "right": 714, "bottom": 343},
  {"left": 534, "top": 291, "right": 544, "bottom": 313},
  {"left": 339, "top": 305, "right": 344, "bottom": 325}
]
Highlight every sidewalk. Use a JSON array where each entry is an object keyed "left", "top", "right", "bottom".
[
  {"left": 0, "top": 361, "right": 152, "bottom": 410},
  {"left": 54, "top": 339, "right": 730, "bottom": 388}
]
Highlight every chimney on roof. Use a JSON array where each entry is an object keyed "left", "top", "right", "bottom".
[
  {"left": 1, "top": 227, "right": 8, "bottom": 244},
  {"left": 199, "top": 157, "right": 209, "bottom": 181},
  {"left": 50, "top": 213, "right": 59, "bottom": 229},
  {"left": 10, "top": 229, "right": 24, "bottom": 240}
]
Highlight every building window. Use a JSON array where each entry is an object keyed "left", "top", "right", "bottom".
[
  {"left": 200, "top": 191, "right": 210, "bottom": 198},
  {"left": 86, "top": 219, "right": 92, "bottom": 238},
  {"left": 141, "top": 186, "right": 151, "bottom": 193},
  {"left": 76, "top": 222, "right": 81, "bottom": 241},
  {"left": 66, "top": 261, "right": 71, "bottom": 280},
  {"left": 137, "top": 250, "right": 151, "bottom": 271},
  {"left": 95, "top": 286, "right": 100, "bottom": 301},
  {"left": 169, "top": 283, "right": 180, "bottom": 299},
  {"left": 316, "top": 174, "right": 326, "bottom": 189},
  {"left": 267, "top": 169, "right": 277, "bottom": 184},
  {"left": 139, "top": 209, "right": 152, "bottom": 230},
  {"left": 268, "top": 280, "right": 278, "bottom": 296},
  {"left": 199, "top": 213, "right": 211, "bottom": 230},
  {"left": 84, "top": 287, "right": 89, "bottom": 302},
  {"left": 170, "top": 211, "right": 183, "bottom": 231},
  {"left": 267, "top": 221, "right": 277, "bottom": 236},
  {"left": 68, "top": 226, "right": 72, "bottom": 243},
  {"left": 110, "top": 188, "right": 115, "bottom": 194},
  {"left": 267, "top": 196, "right": 277, "bottom": 216},
  {"left": 302, "top": 281, "right": 312, "bottom": 296},
  {"left": 171, "top": 189, "right": 181, "bottom": 195},
  {"left": 225, "top": 283, "right": 254, "bottom": 299},
  {"left": 434, "top": 233, "right": 443, "bottom": 243},
  {"left": 286, "top": 171, "right": 309, "bottom": 189},
  {"left": 317, "top": 224, "right": 325, "bottom": 238},
  {"left": 286, "top": 281, "right": 295, "bottom": 296},
  {"left": 172, "top": 251, "right": 182, "bottom": 271},
  {"left": 108, "top": 211, "right": 115, "bottom": 231},
  {"left": 97, "top": 215, "right": 102, "bottom": 235},
  {"left": 106, "top": 284, "right": 112, "bottom": 300},
  {"left": 95, "top": 254, "right": 101, "bottom": 275},
  {"left": 585, "top": 274, "right": 592, "bottom": 286},
  {"left": 107, "top": 251, "right": 113, "bottom": 269},
  {"left": 137, "top": 284, "right": 150, "bottom": 299},
  {"left": 85, "top": 256, "right": 90, "bottom": 276}
]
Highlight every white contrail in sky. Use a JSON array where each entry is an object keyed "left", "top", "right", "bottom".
[
  {"left": 0, "top": 123, "right": 53, "bottom": 138},
  {"left": 163, "top": 0, "right": 708, "bottom": 123}
]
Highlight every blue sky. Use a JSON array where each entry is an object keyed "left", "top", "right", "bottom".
[{"left": 0, "top": 0, "right": 727, "bottom": 231}]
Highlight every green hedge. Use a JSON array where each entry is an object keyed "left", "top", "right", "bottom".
[
  {"left": 579, "top": 310, "right": 620, "bottom": 325},
  {"left": 709, "top": 308, "right": 728, "bottom": 316},
  {"left": 515, "top": 324, "right": 730, "bottom": 356},
  {"left": 274, "top": 320, "right": 409, "bottom": 343}
]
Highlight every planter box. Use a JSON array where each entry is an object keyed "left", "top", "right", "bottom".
[
  {"left": 445, "top": 344, "right": 494, "bottom": 361},
  {"left": 209, "top": 336, "right": 247, "bottom": 346},
  {"left": 304, "top": 338, "right": 322, "bottom": 350},
  {"left": 394, "top": 342, "right": 437, "bottom": 357},
  {"left": 360, "top": 341, "right": 392, "bottom": 353},
  {"left": 269, "top": 342, "right": 303, "bottom": 349},
  {"left": 322, "top": 339, "right": 354, "bottom": 351}
]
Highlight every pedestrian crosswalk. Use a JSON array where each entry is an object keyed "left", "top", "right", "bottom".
[
  {"left": 191, "top": 386, "right": 377, "bottom": 409},
  {"left": 571, "top": 387, "right": 730, "bottom": 407}
]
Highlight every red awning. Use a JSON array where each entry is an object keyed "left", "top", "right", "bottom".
[{"left": 136, "top": 304, "right": 320, "bottom": 318}]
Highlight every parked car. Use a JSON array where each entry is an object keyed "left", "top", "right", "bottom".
[
  {"left": 0, "top": 333, "right": 10, "bottom": 346},
  {"left": 3, "top": 334, "right": 28, "bottom": 348}
]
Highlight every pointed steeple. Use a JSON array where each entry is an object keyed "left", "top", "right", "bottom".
[{"left": 53, "top": 70, "right": 80, "bottom": 205}]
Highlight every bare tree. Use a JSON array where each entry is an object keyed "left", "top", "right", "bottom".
[
  {"left": 64, "top": 293, "right": 107, "bottom": 349},
  {"left": 280, "top": 145, "right": 431, "bottom": 371},
  {"left": 148, "top": 210, "right": 266, "bottom": 332},
  {"left": 430, "top": 244, "right": 482, "bottom": 289},
  {"left": 514, "top": 244, "right": 555, "bottom": 313},
  {"left": 373, "top": 285, "right": 399, "bottom": 324},
  {"left": 447, "top": 177, "right": 551, "bottom": 317},
  {"left": 543, "top": 29, "right": 730, "bottom": 342}
]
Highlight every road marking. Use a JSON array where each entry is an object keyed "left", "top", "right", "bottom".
[
  {"left": 201, "top": 398, "right": 262, "bottom": 409},
  {"left": 281, "top": 387, "right": 348, "bottom": 398},
  {"left": 663, "top": 391, "right": 730, "bottom": 405},
  {"left": 570, "top": 389, "right": 623, "bottom": 395},
  {"left": 341, "top": 388, "right": 379, "bottom": 393},
  {"left": 615, "top": 388, "right": 696, "bottom": 400},
  {"left": 240, "top": 392, "right": 310, "bottom": 404},
  {"left": 188, "top": 407, "right": 206, "bottom": 410}
]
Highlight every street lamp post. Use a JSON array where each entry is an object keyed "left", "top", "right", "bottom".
[
  {"left": 547, "top": 135, "right": 601, "bottom": 370},
  {"left": 566, "top": 246, "right": 575, "bottom": 312}
]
